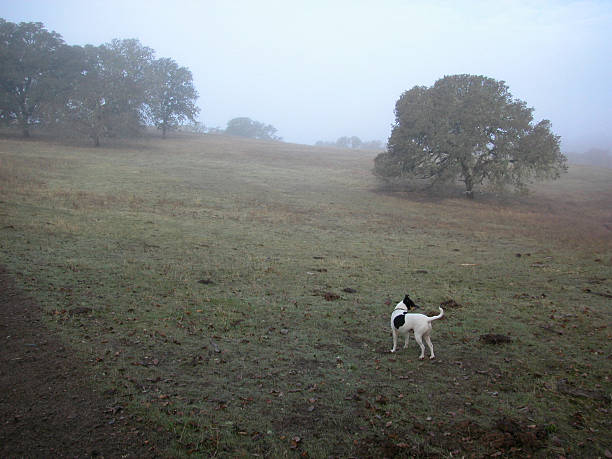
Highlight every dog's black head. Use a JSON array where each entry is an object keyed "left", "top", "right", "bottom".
[{"left": 403, "top": 294, "right": 418, "bottom": 310}]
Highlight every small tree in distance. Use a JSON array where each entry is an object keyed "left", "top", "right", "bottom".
[
  {"left": 225, "top": 117, "right": 281, "bottom": 141},
  {"left": 374, "top": 74, "right": 567, "bottom": 198}
]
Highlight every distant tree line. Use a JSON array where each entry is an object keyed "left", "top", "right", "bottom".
[
  {"left": 0, "top": 19, "right": 199, "bottom": 146},
  {"left": 181, "top": 117, "right": 282, "bottom": 141},
  {"left": 315, "top": 136, "right": 383, "bottom": 150},
  {"left": 565, "top": 148, "right": 612, "bottom": 168}
]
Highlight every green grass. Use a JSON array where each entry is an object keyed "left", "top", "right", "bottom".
[{"left": 1, "top": 133, "right": 611, "bottom": 457}]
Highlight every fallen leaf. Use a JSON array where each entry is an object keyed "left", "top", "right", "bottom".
[
  {"left": 290, "top": 436, "right": 301, "bottom": 449},
  {"left": 324, "top": 292, "right": 341, "bottom": 301},
  {"left": 375, "top": 395, "right": 388, "bottom": 404}
]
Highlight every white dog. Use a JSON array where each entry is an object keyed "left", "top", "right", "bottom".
[{"left": 390, "top": 294, "right": 444, "bottom": 359}]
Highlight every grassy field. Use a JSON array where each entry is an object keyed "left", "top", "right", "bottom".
[{"left": 1, "top": 133, "right": 611, "bottom": 457}]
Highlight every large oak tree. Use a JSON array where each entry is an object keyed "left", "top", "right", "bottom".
[
  {"left": 374, "top": 74, "right": 567, "bottom": 197},
  {"left": 62, "top": 39, "right": 154, "bottom": 146},
  {"left": 0, "top": 20, "right": 66, "bottom": 137},
  {"left": 145, "top": 57, "right": 199, "bottom": 138}
]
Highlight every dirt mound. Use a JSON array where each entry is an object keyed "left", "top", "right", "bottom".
[
  {"left": 479, "top": 334, "right": 512, "bottom": 344},
  {"left": 312, "top": 290, "right": 342, "bottom": 301},
  {"left": 440, "top": 298, "right": 462, "bottom": 308},
  {"left": 474, "top": 417, "right": 549, "bottom": 453},
  {"left": 357, "top": 416, "right": 549, "bottom": 457}
]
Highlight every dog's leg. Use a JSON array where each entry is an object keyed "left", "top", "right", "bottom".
[
  {"left": 425, "top": 335, "right": 435, "bottom": 360},
  {"left": 391, "top": 327, "right": 398, "bottom": 353},
  {"left": 404, "top": 333, "right": 410, "bottom": 349},
  {"left": 414, "top": 332, "right": 426, "bottom": 360}
]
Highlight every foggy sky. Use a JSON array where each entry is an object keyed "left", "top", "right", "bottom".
[{"left": 2, "top": 0, "right": 611, "bottom": 152}]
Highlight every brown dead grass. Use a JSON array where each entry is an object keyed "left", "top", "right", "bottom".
[{"left": 376, "top": 178, "right": 612, "bottom": 251}]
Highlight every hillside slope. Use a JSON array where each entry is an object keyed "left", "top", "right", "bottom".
[{"left": 1, "top": 134, "right": 611, "bottom": 457}]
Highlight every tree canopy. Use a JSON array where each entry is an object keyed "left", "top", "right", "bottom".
[
  {"left": 374, "top": 74, "right": 567, "bottom": 197},
  {"left": 0, "top": 19, "right": 66, "bottom": 137},
  {"left": 0, "top": 19, "right": 200, "bottom": 146},
  {"left": 145, "top": 57, "right": 199, "bottom": 138}
]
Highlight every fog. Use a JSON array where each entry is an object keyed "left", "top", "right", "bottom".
[{"left": 3, "top": 0, "right": 611, "bottom": 152}]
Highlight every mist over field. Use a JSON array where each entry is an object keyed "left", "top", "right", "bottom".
[
  {"left": 2, "top": 0, "right": 612, "bottom": 155},
  {"left": 1, "top": 2, "right": 612, "bottom": 457}
]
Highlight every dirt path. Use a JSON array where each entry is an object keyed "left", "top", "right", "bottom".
[{"left": 0, "top": 266, "right": 167, "bottom": 458}]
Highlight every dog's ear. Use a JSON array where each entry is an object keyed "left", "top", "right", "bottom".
[{"left": 404, "top": 294, "right": 418, "bottom": 309}]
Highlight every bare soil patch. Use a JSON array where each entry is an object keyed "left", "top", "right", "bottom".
[
  {"left": 0, "top": 266, "right": 168, "bottom": 458},
  {"left": 479, "top": 334, "right": 513, "bottom": 345}
]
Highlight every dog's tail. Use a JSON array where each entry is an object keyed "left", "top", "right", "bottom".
[{"left": 427, "top": 307, "right": 444, "bottom": 322}]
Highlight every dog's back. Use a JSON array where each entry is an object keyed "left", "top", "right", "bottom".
[{"left": 392, "top": 307, "right": 443, "bottom": 332}]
